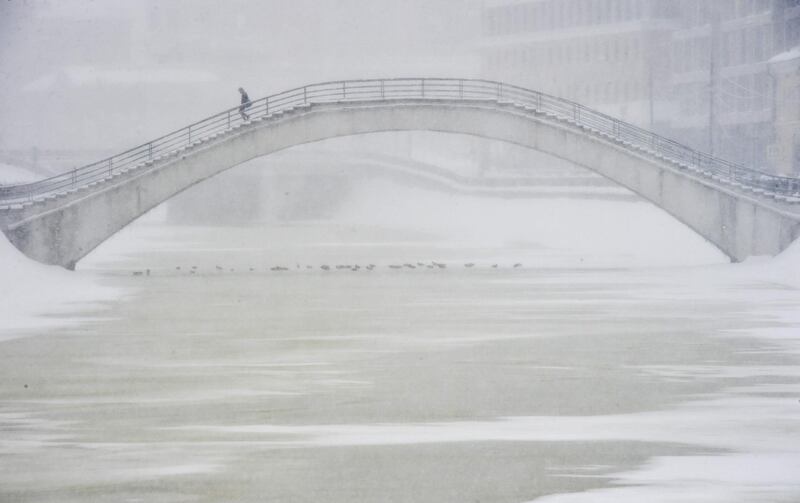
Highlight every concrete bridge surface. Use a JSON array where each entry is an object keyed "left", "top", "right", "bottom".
[{"left": 1, "top": 78, "right": 799, "bottom": 269}]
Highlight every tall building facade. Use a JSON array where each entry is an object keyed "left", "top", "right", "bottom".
[
  {"left": 480, "top": 0, "right": 680, "bottom": 128},
  {"left": 480, "top": 0, "right": 800, "bottom": 175},
  {"left": 768, "top": 47, "right": 800, "bottom": 175},
  {"left": 668, "top": 0, "right": 800, "bottom": 172}
]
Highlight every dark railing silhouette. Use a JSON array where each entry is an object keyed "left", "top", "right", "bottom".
[{"left": 2, "top": 78, "right": 799, "bottom": 206}]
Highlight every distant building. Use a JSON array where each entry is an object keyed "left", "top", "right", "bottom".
[
  {"left": 480, "top": 0, "right": 680, "bottom": 128},
  {"left": 480, "top": 0, "right": 800, "bottom": 174},
  {"left": 667, "top": 0, "right": 800, "bottom": 171},
  {"left": 768, "top": 46, "right": 800, "bottom": 176}
]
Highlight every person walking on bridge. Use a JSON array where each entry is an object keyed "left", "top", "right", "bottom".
[{"left": 238, "top": 87, "right": 252, "bottom": 121}]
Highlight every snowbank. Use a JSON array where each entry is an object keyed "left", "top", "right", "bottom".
[
  {"left": 0, "top": 232, "right": 118, "bottom": 339},
  {"left": 735, "top": 238, "right": 800, "bottom": 289},
  {"left": 765, "top": 238, "right": 800, "bottom": 286}
]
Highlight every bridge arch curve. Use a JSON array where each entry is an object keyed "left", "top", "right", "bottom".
[{"left": 1, "top": 79, "right": 799, "bottom": 268}]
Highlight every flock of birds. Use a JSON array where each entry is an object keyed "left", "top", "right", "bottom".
[{"left": 131, "top": 261, "right": 524, "bottom": 276}]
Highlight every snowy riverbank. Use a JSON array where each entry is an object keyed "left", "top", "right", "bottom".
[
  {"left": 739, "top": 237, "right": 800, "bottom": 288},
  {"left": 0, "top": 232, "right": 119, "bottom": 338}
]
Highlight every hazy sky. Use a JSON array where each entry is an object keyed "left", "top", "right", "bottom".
[{"left": 0, "top": 0, "right": 481, "bottom": 150}]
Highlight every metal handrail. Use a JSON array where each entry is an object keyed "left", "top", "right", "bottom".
[{"left": 2, "top": 78, "right": 799, "bottom": 206}]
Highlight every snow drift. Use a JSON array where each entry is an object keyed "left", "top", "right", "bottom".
[{"left": 0, "top": 231, "right": 118, "bottom": 338}]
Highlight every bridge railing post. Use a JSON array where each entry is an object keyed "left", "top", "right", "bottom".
[
  {"left": 227, "top": 110, "right": 231, "bottom": 129},
  {"left": 265, "top": 96, "right": 269, "bottom": 116},
  {"left": 188, "top": 126, "right": 192, "bottom": 145},
  {"left": 342, "top": 81, "right": 346, "bottom": 100},
  {"left": 72, "top": 168, "right": 77, "bottom": 187},
  {"left": 108, "top": 158, "right": 113, "bottom": 177},
  {"left": 459, "top": 80, "right": 463, "bottom": 100},
  {"left": 303, "top": 86, "right": 307, "bottom": 104},
  {"left": 148, "top": 142, "right": 153, "bottom": 161},
  {"left": 421, "top": 79, "right": 425, "bottom": 98}
]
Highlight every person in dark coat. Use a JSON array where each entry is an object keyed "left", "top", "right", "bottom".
[{"left": 238, "top": 87, "right": 252, "bottom": 121}]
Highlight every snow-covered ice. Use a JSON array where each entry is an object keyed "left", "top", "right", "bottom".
[{"left": 1, "top": 179, "right": 799, "bottom": 502}]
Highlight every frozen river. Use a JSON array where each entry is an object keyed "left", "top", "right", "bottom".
[{"left": 1, "top": 189, "right": 799, "bottom": 502}]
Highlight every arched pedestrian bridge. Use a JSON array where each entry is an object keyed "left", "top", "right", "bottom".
[{"left": 1, "top": 78, "right": 800, "bottom": 269}]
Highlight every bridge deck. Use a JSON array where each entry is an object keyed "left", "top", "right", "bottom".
[{"left": 1, "top": 78, "right": 799, "bottom": 214}]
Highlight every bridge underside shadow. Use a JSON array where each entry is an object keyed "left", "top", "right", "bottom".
[{"left": 3, "top": 99, "right": 800, "bottom": 268}]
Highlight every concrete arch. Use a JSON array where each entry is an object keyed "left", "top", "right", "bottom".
[{"left": 2, "top": 99, "right": 800, "bottom": 268}]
